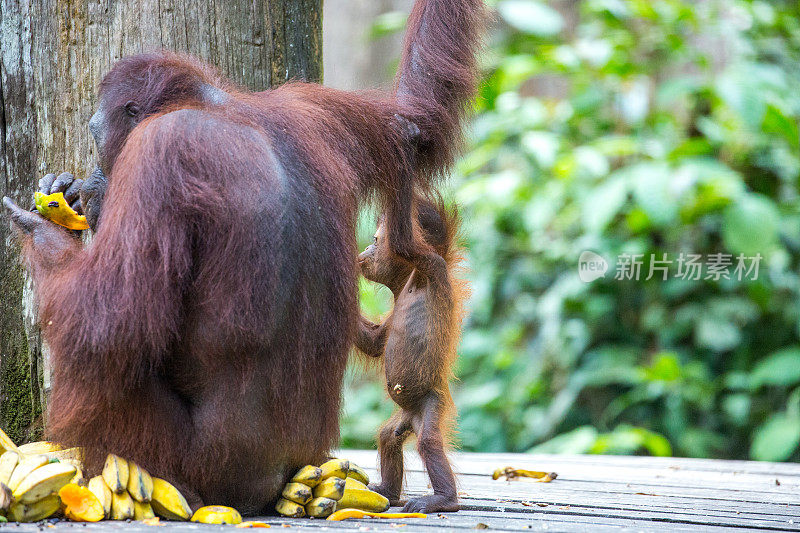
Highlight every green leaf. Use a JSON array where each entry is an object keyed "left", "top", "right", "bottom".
[
  {"left": 750, "top": 348, "right": 800, "bottom": 388},
  {"left": 763, "top": 104, "right": 800, "bottom": 148},
  {"left": 751, "top": 414, "right": 800, "bottom": 462},
  {"left": 497, "top": 0, "right": 564, "bottom": 37},
  {"left": 722, "top": 194, "right": 780, "bottom": 256}
]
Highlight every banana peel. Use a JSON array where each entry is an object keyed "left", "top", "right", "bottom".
[
  {"left": 328, "top": 509, "right": 426, "bottom": 521},
  {"left": 0, "top": 452, "right": 19, "bottom": 486},
  {"left": 492, "top": 467, "right": 557, "bottom": 482},
  {"left": 7, "top": 494, "right": 60, "bottom": 522},
  {"left": 7, "top": 455, "right": 49, "bottom": 492},
  {"left": 0, "top": 429, "right": 18, "bottom": 455},
  {"left": 17, "top": 441, "right": 63, "bottom": 456},
  {"left": 34, "top": 191, "right": 89, "bottom": 230},
  {"left": 191, "top": 505, "right": 242, "bottom": 525},
  {"left": 150, "top": 477, "right": 191, "bottom": 521}
]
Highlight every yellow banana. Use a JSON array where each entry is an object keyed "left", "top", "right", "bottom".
[
  {"left": 110, "top": 490, "right": 135, "bottom": 520},
  {"left": 191, "top": 505, "right": 242, "bottom": 525},
  {"left": 150, "top": 477, "right": 191, "bottom": 521},
  {"left": 12, "top": 461, "right": 76, "bottom": 503},
  {"left": 58, "top": 483, "right": 104, "bottom": 522},
  {"left": 102, "top": 454, "right": 129, "bottom": 493},
  {"left": 0, "top": 451, "right": 19, "bottom": 486},
  {"left": 7, "top": 494, "right": 60, "bottom": 522},
  {"left": 318, "top": 459, "right": 349, "bottom": 480},
  {"left": 344, "top": 477, "right": 367, "bottom": 491},
  {"left": 17, "top": 441, "right": 62, "bottom": 455},
  {"left": 347, "top": 463, "right": 370, "bottom": 485},
  {"left": 328, "top": 509, "right": 426, "bottom": 521},
  {"left": 34, "top": 191, "right": 89, "bottom": 230},
  {"left": 282, "top": 482, "right": 312, "bottom": 505},
  {"left": 127, "top": 460, "right": 154, "bottom": 502},
  {"left": 305, "top": 497, "right": 337, "bottom": 518},
  {"left": 88, "top": 476, "right": 112, "bottom": 518},
  {"left": 336, "top": 488, "right": 390, "bottom": 513},
  {"left": 0, "top": 428, "right": 18, "bottom": 455},
  {"left": 313, "top": 477, "right": 345, "bottom": 500},
  {"left": 275, "top": 498, "right": 305, "bottom": 518},
  {"left": 7, "top": 455, "right": 48, "bottom": 492},
  {"left": 133, "top": 500, "right": 156, "bottom": 521},
  {"left": 290, "top": 465, "right": 323, "bottom": 487}
]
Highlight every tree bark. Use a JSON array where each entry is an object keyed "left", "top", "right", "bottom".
[{"left": 0, "top": 0, "right": 322, "bottom": 443}]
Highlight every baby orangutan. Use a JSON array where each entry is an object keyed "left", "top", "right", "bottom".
[{"left": 355, "top": 196, "right": 466, "bottom": 513}]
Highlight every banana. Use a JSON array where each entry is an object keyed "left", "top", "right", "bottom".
[
  {"left": 12, "top": 461, "right": 76, "bottom": 503},
  {"left": 305, "top": 497, "right": 337, "bottom": 518},
  {"left": 34, "top": 191, "right": 90, "bottom": 230},
  {"left": 17, "top": 441, "right": 62, "bottom": 455},
  {"left": 0, "top": 482, "right": 11, "bottom": 512},
  {"left": 88, "top": 476, "right": 112, "bottom": 518},
  {"left": 102, "top": 454, "right": 129, "bottom": 493},
  {"left": 58, "top": 483, "right": 104, "bottom": 522},
  {"left": 347, "top": 463, "right": 370, "bottom": 486},
  {"left": 318, "top": 459, "right": 349, "bottom": 480},
  {"left": 7, "top": 494, "right": 60, "bottom": 522},
  {"left": 0, "top": 428, "right": 18, "bottom": 455},
  {"left": 127, "top": 460, "right": 154, "bottom": 502},
  {"left": 191, "top": 505, "right": 242, "bottom": 525},
  {"left": 313, "top": 477, "right": 345, "bottom": 500},
  {"left": 336, "top": 488, "right": 390, "bottom": 513},
  {"left": 282, "top": 482, "right": 312, "bottom": 505},
  {"left": 7, "top": 455, "right": 49, "bottom": 492},
  {"left": 110, "top": 490, "right": 135, "bottom": 520},
  {"left": 133, "top": 500, "right": 156, "bottom": 521},
  {"left": 0, "top": 451, "right": 19, "bottom": 486},
  {"left": 275, "top": 498, "right": 305, "bottom": 518},
  {"left": 290, "top": 465, "right": 323, "bottom": 487},
  {"left": 150, "top": 477, "right": 191, "bottom": 521},
  {"left": 327, "top": 509, "right": 426, "bottom": 521},
  {"left": 344, "top": 477, "right": 367, "bottom": 491}
]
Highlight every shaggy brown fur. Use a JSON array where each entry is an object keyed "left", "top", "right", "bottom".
[
  {"left": 355, "top": 196, "right": 467, "bottom": 513},
  {"left": 2, "top": 0, "right": 485, "bottom": 515}
]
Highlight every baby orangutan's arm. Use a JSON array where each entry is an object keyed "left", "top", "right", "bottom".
[{"left": 355, "top": 316, "right": 388, "bottom": 357}]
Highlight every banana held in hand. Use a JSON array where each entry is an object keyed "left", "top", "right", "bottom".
[{"left": 34, "top": 192, "right": 89, "bottom": 230}]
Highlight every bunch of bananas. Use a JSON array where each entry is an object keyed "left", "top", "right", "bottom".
[{"left": 275, "top": 458, "right": 389, "bottom": 519}]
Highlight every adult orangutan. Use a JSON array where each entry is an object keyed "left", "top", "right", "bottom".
[{"left": 2, "top": 0, "right": 485, "bottom": 515}]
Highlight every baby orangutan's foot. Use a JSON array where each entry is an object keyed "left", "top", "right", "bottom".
[
  {"left": 403, "top": 494, "right": 458, "bottom": 513},
  {"left": 368, "top": 483, "right": 406, "bottom": 507}
]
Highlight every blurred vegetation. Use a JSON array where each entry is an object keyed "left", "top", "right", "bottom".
[{"left": 341, "top": 0, "right": 800, "bottom": 461}]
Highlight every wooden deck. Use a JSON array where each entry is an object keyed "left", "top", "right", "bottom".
[{"left": 6, "top": 450, "right": 800, "bottom": 531}]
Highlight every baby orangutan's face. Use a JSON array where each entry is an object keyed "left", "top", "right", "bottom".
[{"left": 358, "top": 223, "right": 412, "bottom": 289}]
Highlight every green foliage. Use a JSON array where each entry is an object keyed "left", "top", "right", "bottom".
[{"left": 341, "top": 0, "right": 800, "bottom": 461}]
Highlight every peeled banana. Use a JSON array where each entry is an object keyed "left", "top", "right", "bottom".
[
  {"left": 88, "top": 476, "right": 112, "bottom": 517},
  {"left": 127, "top": 460, "right": 154, "bottom": 502},
  {"left": 282, "top": 482, "right": 313, "bottom": 505},
  {"left": 34, "top": 191, "right": 90, "bottom": 230},
  {"left": 150, "top": 477, "right": 191, "bottom": 521},
  {"left": 305, "top": 497, "right": 337, "bottom": 518},
  {"left": 102, "top": 454, "right": 130, "bottom": 493},
  {"left": 111, "top": 490, "right": 135, "bottom": 520},
  {"left": 12, "top": 461, "right": 76, "bottom": 503},
  {"left": 191, "top": 505, "right": 242, "bottom": 525},
  {"left": 0, "top": 452, "right": 19, "bottom": 486}
]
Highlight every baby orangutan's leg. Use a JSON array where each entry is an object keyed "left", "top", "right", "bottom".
[
  {"left": 403, "top": 393, "right": 459, "bottom": 513},
  {"left": 369, "top": 410, "right": 412, "bottom": 506}
]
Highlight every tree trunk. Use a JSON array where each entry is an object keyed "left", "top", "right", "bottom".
[{"left": 0, "top": 0, "right": 322, "bottom": 444}]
